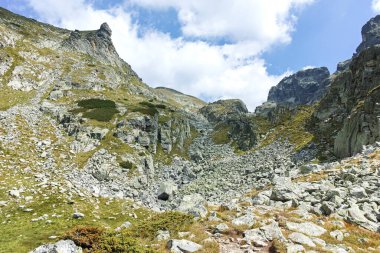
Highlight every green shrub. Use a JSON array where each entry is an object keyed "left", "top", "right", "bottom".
[
  {"left": 64, "top": 226, "right": 157, "bottom": 253},
  {"left": 155, "top": 104, "right": 167, "bottom": 109},
  {"left": 73, "top": 99, "right": 119, "bottom": 122},
  {"left": 78, "top": 99, "right": 116, "bottom": 109},
  {"left": 138, "top": 101, "right": 155, "bottom": 108},
  {"left": 129, "top": 101, "right": 166, "bottom": 116},
  {"left": 119, "top": 160, "right": 134, "bottom": 170},
  {"left": 82, "top": 108, "right": 119, "bottom": 122},
  {"left": 64, "top": 226, "right": 104, "bottom": 250}
]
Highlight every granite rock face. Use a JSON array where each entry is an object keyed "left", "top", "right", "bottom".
[
  {"left": 62, "top": 23, "right": 121, "bottom": 66},
  {"left": 267, "top": 67, "right": 330, "bottom": 106},
  {"left": 312, "top": 46, "right": 380, "bottom": 158},
  {"left": 356, "top": 15, "right": 380, "bottom": 54}
]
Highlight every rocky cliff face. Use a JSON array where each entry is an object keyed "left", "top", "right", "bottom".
[
  {"left": 356, "top": 15, "right": 380, "bottom": 54},
  {"left": 312, "top": 46, "right": 380, "bottom": 158},
  {"left": 255, "top": 67, "right": 330, "bottom": 127},
  {"left": 267, "top": 67, "right": 330, "bottom": 105},
  {"left": 311, "top": 15, "right": 380, "bottom": 158}
]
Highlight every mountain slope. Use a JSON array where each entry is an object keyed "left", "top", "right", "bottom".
[{"left": 0, "top": 7, "right": 379, "bottom": 253}]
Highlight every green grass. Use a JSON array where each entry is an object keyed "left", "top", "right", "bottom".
[
  {"left": 211, "top": 123, "right": 230, "bottom": 145},
  {"left": 256, "top": 105, "right": 315, "bottom": 151},
  {"left": 129, "top": 211, "right": 194, "bottom": 240},
  {"left": 0, "top": 85, "right": 34, "bottom": 110}
]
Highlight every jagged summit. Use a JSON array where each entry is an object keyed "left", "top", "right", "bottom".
[
  {"left": 62, "top": 22, "right": 122, "bottom": 66},
  {"left": 356, "top": 14, "right": 380, "bottom": 53},
  {"left": 99, "top": 22, "right": 112, "bottom": 37},
  {"left": 267, "top": 67, "right": 330, "bottom": 106}
]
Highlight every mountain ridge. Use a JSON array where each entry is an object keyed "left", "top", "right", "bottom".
[{"left": 0, "top": 7, "right": 379, "bottom": 253}]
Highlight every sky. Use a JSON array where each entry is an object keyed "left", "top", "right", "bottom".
[{"left": 1, "top": 0, "right": 379, "bottom": 110}]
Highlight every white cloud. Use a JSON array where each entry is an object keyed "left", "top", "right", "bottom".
[
  {"left": 373, "top": 0, "right": 380, "bottom": 12},
  {"left": 25, "top": 0, "right": 312, "bottom": 110}
]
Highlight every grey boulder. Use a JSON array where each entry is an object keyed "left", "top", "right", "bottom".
[
  {"left": 167, "top": 239, "right": 202, "bottom": 253},
  {"left": 178, "top": 194, "right": 208, "bottom": 218},
  {"left": 29, "top": 240, "right": 82, "bottom": 253}
]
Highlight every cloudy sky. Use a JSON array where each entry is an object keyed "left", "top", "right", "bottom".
[{"left": 1, "top": 0, "right": 379, "bottom": 110}]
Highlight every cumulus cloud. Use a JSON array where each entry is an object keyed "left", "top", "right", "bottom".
[
  {"left": 373, "top": 0, "right": 380, "bottom": 12},
  {"left": 24, "top": 0, "right": 313, "bottom": 110}
]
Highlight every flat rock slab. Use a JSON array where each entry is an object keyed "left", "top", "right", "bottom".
[{"left": 286, "top": 221, "right": 326, "bottom": 237}]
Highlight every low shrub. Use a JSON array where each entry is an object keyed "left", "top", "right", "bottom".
[
  {"left": 73, "top": 99, "right": 119, "bottom": 122},
  {"left": 82, "top": 108, "right": 119, "bottom": 122},
  {"left": 78, "top": 99, "right": 116, "bottom": 109},
  {"left": 119, "top": 160, "right": 134, "bottom": 170},
  {"left": 64, "top": 226, "right": 157, "bottom": 253}
]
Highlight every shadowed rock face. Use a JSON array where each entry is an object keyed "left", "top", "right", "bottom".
[
  {"left": 98, "top": 22, "right": 112, "bottom": 37},
  {"left": 200, "top": 99, "right": 257, "bottom": 150},
  {"left": 267, "top": 67, "right": 330, "bottom": 106},
  {"left": 312, "top": 46, "right": 380, "bottom": 158},
  {"left": 356, "top": 15, "right": 380, "bottom": 54}
]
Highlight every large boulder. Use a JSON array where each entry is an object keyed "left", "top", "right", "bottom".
[
  {"left": 270, "top": 177, "right": 302, "bottom": 202},
  {"left": 346, "top": 203, "right": 379, "bottom": 232},
  {"left": 286, "top": 222, "right": 326, "bottom": 237},
  {"left": 167, "top": 239, "right": 202, "bottom": 253},
  {"left": 157, "top": 181, "right": 177, "bottom": 201},
  {"left": 244, "top": 221, "right": 285, "bottom": 247},
  {"left": 288, "top": 232, "right": 316, "bottom": 247},
  {"left": 178, "top": 194, "right": 208, "bottom": 218},
  {"left": 29, "top": 240, "right": 82, "bottom": 253}
]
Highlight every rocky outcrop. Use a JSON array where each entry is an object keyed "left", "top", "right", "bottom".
[
  {"left": 267, "top": 67, "right": 330, "bottom": 106},
  {"left": 312, "top": 46, "right": 380, "bottom": 158},
  {"left": 62, "top": 23, "right": 121, "bottom": 66},
  {"left": 200, "top": 99, "right": 257, "bottom": 150},
  {"left": 115, "top": 114, "right": 192, "bottom": 154},
  {"left": 200, "top": 99, "right": 248, "bottom": 122},
  {"left": 255, "top": 67, "right": 330, "bottom": 128},
  {"left": 356, "top": 15, "right": 380, "bottom": 54}
]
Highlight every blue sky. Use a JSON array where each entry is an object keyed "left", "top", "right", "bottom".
[{"left": 0, "top": 0, "right": 378, "bottom": 110}]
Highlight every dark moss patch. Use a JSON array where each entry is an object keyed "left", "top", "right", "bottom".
[
  {"left": 128, "top": 101, "right": 168, "bottom": 116},
  {"left": 78, "top": 99, "right": 116, "bottom": 109},
  {"left": 74, "top": 99, "right": 119, "bottom": 122},
  {"left": 119, "top": 160, "right": 134, "bottom": 170},
  {"left": 82, "top": 108, "right": 119, "bottom": 122}
]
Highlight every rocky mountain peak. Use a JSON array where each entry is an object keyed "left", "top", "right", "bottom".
[
  {"left": 356, "top": 15, "right": 380, "bottom": 53},
  {"left": 62, "top": 22, "right": 121, "bottom": 66},
  {"left": 267, "top": 67, "right": 330, "bottom": 105},
  {"left": 99, "top": 22, "right": 112, "bottom": 37}
]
